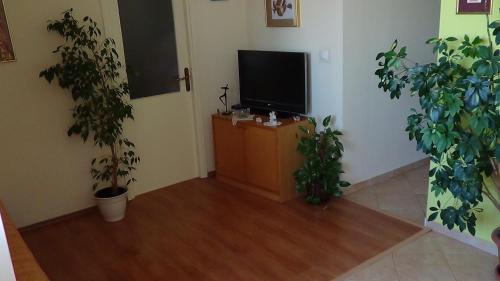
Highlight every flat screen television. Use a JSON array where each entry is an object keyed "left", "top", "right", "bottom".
[{"left": 238, "top": 50, "right": 309, "bottom": 115}]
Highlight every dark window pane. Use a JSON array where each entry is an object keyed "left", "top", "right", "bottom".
[{"left": 118, "top": 0, "right": 180, "bottom": 99}]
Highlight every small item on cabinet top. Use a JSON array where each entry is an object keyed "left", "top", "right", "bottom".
[
  {"left": 256, "top": 117, "right": 263, "bottom": 123},
  {"left": 293, "top": 116, "right": 301, "bottom": 122},
  {"left": 264, "top": 111, "right": 282, "bottom": 127},
  {"left": 219, "top": 84, "right": 231, "bottom": 115},
  {"left": 231, "top": 108, "right": 254, "bottom": 126}
]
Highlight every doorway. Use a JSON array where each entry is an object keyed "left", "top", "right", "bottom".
[{"left": 99, "top": 0, "right": 203, "bottom": 197}]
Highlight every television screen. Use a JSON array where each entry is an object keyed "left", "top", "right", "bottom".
[{"left": 238, "top": 50, "right": 308, "bottom": 114}]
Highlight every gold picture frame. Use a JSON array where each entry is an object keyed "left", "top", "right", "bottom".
[{"left": 266, "top": 0, "right": 301, "bottom": 28}]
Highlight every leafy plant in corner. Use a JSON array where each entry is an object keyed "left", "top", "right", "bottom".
[
  {"left": 294, "top": 116, "right": 350, "bottom": 205},
  {"left": 375, "top": 13, "right": 500, "bottom": 235},
  {"left": 40, "top": 9, "right": 140, "bottom": 197}
]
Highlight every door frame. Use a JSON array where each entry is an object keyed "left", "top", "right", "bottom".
[
  {"left": 184, "top": 0, "right": 208, "bottom": 178},
  {"left": 99, "top": 0, "right": 208, "bottom": 179}
]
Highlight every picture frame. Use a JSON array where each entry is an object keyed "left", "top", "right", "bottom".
[
  {"left": 266, "top": 0, "right": 300, "bottom": 28},
  {"left": 457, "top": 0, "right": 493, "bottom": 14},
  {"left": 0, "top": 0, "right": 15, "bottom": 63}
]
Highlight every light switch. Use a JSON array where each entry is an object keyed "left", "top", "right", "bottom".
[{"left": 320, "top": 49, "right": 330, "bottom": 63}]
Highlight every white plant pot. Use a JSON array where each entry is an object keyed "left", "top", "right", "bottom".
[{"left": 94, "top": 188, "right": 128, "bottom": 222}]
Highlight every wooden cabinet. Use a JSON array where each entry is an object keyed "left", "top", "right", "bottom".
[
  {"left": 244, "top": 127, "right": 279, "bottom": 192},
  {"left": 212, "top": 114, "right": 309, "bottom": 202},
  {"left": 213, "top": 119, "right": 246, "bottom": 181}
]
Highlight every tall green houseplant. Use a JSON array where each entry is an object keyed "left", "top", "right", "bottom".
[
  {"left": 375, "top": 14, "right": 500, "bottom": 235},
  {"left": 40, "top": 10, "right": 139, "bottom": 197},
  {"left": 294, "top": 116, "right": 350, "bottom": 204}
]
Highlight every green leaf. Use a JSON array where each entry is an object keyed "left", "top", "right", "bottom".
[
  {"left": 322, "top": 115, "right": 332, "bottom": 127},
  {"left": 390, "top": 40, "right": 398, "bottom": 51},
  {"left": 468, "top": 224, "right": 476, "bottom": 236},
  {"left": 308, "top": 117, "right": 317, "bottom": 127},
  {"left": 477, "top": 46, "right": 491, "bottom": 59},
  {"left": 440, "top": 207, "right": 457, "bottom": 230},
  {"left": 428, "top": 212, "right": 438, "bottom": 222},
  {"left": 339, "top": 181, "right": 350, "bottom": 188}
]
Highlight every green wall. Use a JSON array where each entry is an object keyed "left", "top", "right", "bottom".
[{"left": 426, "top": 0, "right": 500, "bottom": 243}]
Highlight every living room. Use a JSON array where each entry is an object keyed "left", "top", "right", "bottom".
[{"left": 0, "top": 0, "right": 499, "bottom": 280}]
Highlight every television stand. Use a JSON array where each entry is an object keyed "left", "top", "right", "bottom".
[{"left": 212, "top": 113, "right": 311, "bottom": 202}]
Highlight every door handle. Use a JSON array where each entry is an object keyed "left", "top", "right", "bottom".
[{"left": 176, "top": 67, "right": 191, "bottom": 92}]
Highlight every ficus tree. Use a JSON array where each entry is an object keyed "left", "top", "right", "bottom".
[
  {"left": 40, "top": 9, "right": 140, "bottom": 195},
  {"left": 375, "top": 14, "right": 500, "bottom": 235}
]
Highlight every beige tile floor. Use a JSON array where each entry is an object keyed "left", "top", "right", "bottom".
[
  {"left": 345, "top": 163, "right": 430, "bottom": 226},
  {"left": 338, "top": 231, "right": 498, "bottom": 281},
  {"left": 340, "top": 163, "right": 499, "bottom": 281}
]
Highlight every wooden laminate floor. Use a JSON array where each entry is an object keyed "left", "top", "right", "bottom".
[{"left": 21, "top": 178, "right": 420, "bottom": 281}]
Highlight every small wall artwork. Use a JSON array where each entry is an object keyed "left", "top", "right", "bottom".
[
  {"left": 0, "top": 0, "right": 14, "bottom": 63},
  {"left": 457, "top": 0, "right": 493, "bottom": 14},
  {"left": 266, "top": 0, "right": 300, "bottom": 27}
]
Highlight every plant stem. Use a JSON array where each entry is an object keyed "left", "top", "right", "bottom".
[
  {"left": 110, "top": 143, "right": 118, "bottom": 192},
  {"left": 90, "top": 37, "right": 121, "bottom": 192},
  {"left": 482, "top": 183, "right": 500, "bottom": 212},
  {"left": 486, "top": 13, "right": 494, "bottom": 52},
  {"left": 485, "top": 13, "right": 500, "bottom": 206},
  {"left": 402, "top": 57, "right": 418, "bottom": 66},
  {"left": 484, "top": 0, "right": 495, "bottom": 53},
  {"left": 395, "top": 69, "right": 409, "bottom": 78}
]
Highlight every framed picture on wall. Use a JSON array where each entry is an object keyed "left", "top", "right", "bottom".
[
  {"left": 0, "top": 0, "right": 15, "bottom": 63},
  {"left": 266, "top": 0, "right": 300, "bottom": 27},
  {"left": 457, "top": 0, "right": 493, "bottom": 14}
]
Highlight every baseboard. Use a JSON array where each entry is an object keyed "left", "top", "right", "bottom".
[
  {"left": 19, "top": 178, "right": 206, "bottom": 232},
  {"left": 425, "top": 221, "right": 498, "bottom": 256},
  {"left": 19, "top": 206, "right": 97, "bottom": 233},
  {"left": 343, "top": 157, "right": 430, "bottom": 196},
  {"left": 345, "top": 200, "right": 425, "bottom": 229}
]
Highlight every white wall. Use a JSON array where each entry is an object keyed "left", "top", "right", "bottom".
[
  {"left": 196, "top": 0, "right": 346, "bottom": 172},
  {"left": 0, "top": 0, "right": 248, "bottom": 227},
  {"left": 188, "top": 0, "right": 248, "bottom": 172},
  {"left": 0, "top": 0, "right": 441, "bottom": 227},
  {"left": 236, "top": 0, "right": 438, "bottom": 184},
  {"left": 342, "top": 0, "right": 440, "bottom": 183},
  {"left": 0, "top": 0, "right": 104, "bottom": 227},
  {"left": 246, "top": 0, "right": 344, "bottom": 128},
  {"left": 0, "top": 0, "right": 199, "bottom": 227}
]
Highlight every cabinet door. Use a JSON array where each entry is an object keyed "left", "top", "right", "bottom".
[
  {"left": 213, "top": 119, "right": 246, "bottom": 181},
  {"left": 244, "top": 127, "right": 279, "bottom": 192}
]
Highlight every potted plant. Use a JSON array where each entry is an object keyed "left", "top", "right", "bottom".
[
  {"left": 294, "top": 116, "right": 350, "bottom": 204},
  {"left": 40, "top": 10, "right": 140, "bottom": 222},
  {"left": 375, "top": 10, "right": 499, "bottom": 272}
]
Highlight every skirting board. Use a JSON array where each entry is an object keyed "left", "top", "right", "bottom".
[
  {"left": 343, "top": 157, "right": 430, "bottom": 196},
  {"left": 425, "top": 221, "right": 498, "bottom": 256}
]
